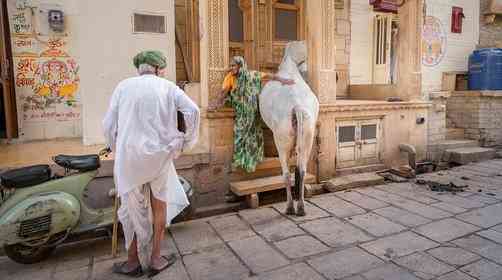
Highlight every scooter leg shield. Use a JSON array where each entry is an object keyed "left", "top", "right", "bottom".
[{"left": 0, "top": 191, "right": 80, "bottom": 246}]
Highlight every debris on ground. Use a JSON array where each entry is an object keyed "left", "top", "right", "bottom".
[
  {"left": 425, "top": 181, "right": 467, "bottom": 193},
  {"left": 377, "top": 171, "right": 409, "bottom": 183}
]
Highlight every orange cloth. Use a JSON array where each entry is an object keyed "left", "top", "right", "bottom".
[
  {"left": 222, "top": 73, "right": 237, "bottom": 92},
  {"left": 221, "top": 72, "right": 268, "bottom": 92}
]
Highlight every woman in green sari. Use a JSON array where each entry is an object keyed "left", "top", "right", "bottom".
[{"left": 214, "top": 56, "right": 294, "bottom": 173}]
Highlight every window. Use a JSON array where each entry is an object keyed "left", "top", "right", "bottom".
[
  {"left": 339, "top": 126, "right": 356, "bottom": 143},
  {"left": 133, "top": 13, "right": 166, "bottom": 34},
  {"left": 274, "top": 0, "right": 299, "bottom": 41},
  {"left": 228, "top": 0, "right": 244, "bottom": 42}
]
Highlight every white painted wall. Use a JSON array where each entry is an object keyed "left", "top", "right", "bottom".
[
  {"left": 77, "top": 0, "right": 176, "bottom": 145},
  {"left": 422, "top": 0, "right": 480, "bottom": 94},
  {"left": 349, "top": 0, "right": 373, "bottom": 85},
  {"left": 5, "top": 0, "right": 176, "bottom": 144}
]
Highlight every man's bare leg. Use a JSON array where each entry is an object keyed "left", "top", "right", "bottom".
[
  {"left": 126, "top": 235, "right": 141, "bottom": 269},
  {"left": 150, "top": 194, "right": 167, "bottom": 269}
]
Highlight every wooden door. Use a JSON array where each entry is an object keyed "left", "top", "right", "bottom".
[
  {"left": 336, "top": 121, "right": 359, "bottom": 169},
  {"left": 0, "top": 0, "right": 17, "bottom": 139},
  {"left": 372, "top": 14, "right": 392, "bottom": 84},
  {"left": 358, "top": 120, "right": 380, "bottom": 166},
  {"left": 336, "top": 119, "right": 381, "bottom": 169}
]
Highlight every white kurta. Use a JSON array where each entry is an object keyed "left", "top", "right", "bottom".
[{"left": 103, "top": 74, "right": 199, "bottom": 267}]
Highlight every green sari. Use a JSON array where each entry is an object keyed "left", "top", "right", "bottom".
[{"left": 227, "top": 56, "right": 264, "bottom": 173}]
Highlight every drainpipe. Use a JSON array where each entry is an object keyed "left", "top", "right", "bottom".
[{"left": 399, "top": 143, "right": 417, "bottom": 170}]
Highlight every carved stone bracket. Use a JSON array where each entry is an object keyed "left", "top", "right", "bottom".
[{"left": 200, "top": 0, "right": 229, "bottom": 108}]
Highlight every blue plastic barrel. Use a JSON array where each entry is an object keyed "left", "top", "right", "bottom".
[{"left": 468, "top": 48, "right": 502, "bottom": 90}]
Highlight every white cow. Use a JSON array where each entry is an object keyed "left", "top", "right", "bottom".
[{"left": 259, "top": 41, "right": 319, "bottom": 216}]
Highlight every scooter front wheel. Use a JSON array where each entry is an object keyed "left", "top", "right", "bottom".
[{"left": 4, "top": 243, "right": 56, "bottom": 264}]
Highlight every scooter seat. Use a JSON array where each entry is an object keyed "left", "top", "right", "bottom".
[
  {"left": 0, "top": 165, "right": 52, "bottom": 189},
  {"left": 54, "top": 154, "right": 101, "bottom": 172}
]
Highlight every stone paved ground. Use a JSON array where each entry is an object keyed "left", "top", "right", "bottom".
[{"left": 2, "top": 159, "right": 502, "bottom": 280}]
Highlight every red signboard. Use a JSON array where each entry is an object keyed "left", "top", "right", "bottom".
[{"left": 370, "top": 0, "right": 398, "bottom": 13}]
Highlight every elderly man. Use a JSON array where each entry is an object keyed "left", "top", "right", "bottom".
[{"left": 103, "top": 50, "right": 200, "bottom": 277}]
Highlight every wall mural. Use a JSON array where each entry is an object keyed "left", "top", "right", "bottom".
[
  {"left": 422, "top": 16, "right": 447, "bottom": 67},
  {"left": 9, "top": 3, "right": 81, "bottom": 123}
]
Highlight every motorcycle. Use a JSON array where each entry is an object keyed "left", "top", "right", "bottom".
[{"left": 0, "top": 148, "right": 193, "bottom": 264}]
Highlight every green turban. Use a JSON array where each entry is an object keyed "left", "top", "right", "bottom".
[{"left": 133, "top": 50, "right": 167, "bottom": 69}]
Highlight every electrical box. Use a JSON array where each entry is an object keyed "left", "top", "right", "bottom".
[
  {"left": 451, "top": 7, "right": 465, "bottom": 34},
  {"left": 48, "top": 10, "right": 64, "bottom": 32}
]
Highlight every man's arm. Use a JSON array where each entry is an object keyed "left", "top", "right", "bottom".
[
  {"left": 102, "top": 86, "right": 120, "bottom": 151},
  {"left": 174, "top": 86, "right": 200, "bottom": 151}
]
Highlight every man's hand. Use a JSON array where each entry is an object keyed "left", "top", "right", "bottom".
[{"left": 279, "top": 78, "right": 295, "bottom": 85}]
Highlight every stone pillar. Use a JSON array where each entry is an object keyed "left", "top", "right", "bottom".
[
  {"left": 305, "top": 0, "right": 337, "bottom": 104},
  {"left": 199, "top": 0, "right": 229, "bottom": 109},
  {"left": 397, "top": 0, "right": 423, "bottom": 101}
]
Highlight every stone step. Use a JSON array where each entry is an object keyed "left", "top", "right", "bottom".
[
  {"left": 429, "top": 139, "right": 480, "bottom": 161},
  {"left": 230, "top": 173, "right": 316, "bottom": 196},
  {"left": 445, "top": 147, "right": 497, "bottom": 165},
  {"left": 335, "top": 164, "right": 387, "bottom": 177},
  {"left": 324, "top": 172, "right": 385, "bottom": 192},
  {"left": 446, "top": 128, "right": 465, "bottom": 140}
]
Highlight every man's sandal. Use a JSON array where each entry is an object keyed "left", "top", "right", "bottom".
[
  {"left": 147, "top": 254, "right": 177, "bottom": 278},
  {"left": 112, "top": 261, "right": 144, "bottom": 277}
]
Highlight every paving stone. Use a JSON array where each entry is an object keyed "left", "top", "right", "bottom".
[
  {"left": 170, "top": 220, "right": 223, "bottom": 255},
  {"left": 53, "top": 267, "right": 90, "bottom": 280},
  {"left": 375, "top": 183, "right": 439, "bottom": 204},
  {"left": 246, "top": 263, "right": 325, "bottom": 280},
  {"left": 342, "top": 276, "right": 367, "bottom": 280},
  {"left": 429, "top": 193, "right": 488, "bottom": 209},
  {"left": 430, "top": 202, "right": 468, "bottom": 214},
  {"left": 300, "top": 217, "right": 373, "bottom": 247},
  {"left": 373, "top": 206, "right": 432, "bottom": 227},
  {"left": 161, "top": 232, "right": 180, "bottom": 256},
  {"left": 53, "top": 257, "right": 91, "bottom": 273},
  {"left": 8, "top": 269, "right": 54, "bottom": 280},
  {"left": 272, "top": 201, "right": 330, "bottom": 222},
  {"left": 274, "top": 235, "right": 329, "bottom": 259},
  {"left": 228, "top": 236, "right": 289, "bottom": 274},
  {"left": 151, "top": 258, "right": 190, "bottom": 280},
  {"left": 335, "top": 190, "right": 389, "bottom": 210},
  {"left": 457, "top": 203, "right": 502, "bottom": 228},
  {"left": 453, "top": 235, "right": 502, "bottom": 265},
  {"left": 360, "top": 231, "right": 439, "bottom": 260},
  {"left": 362, "top": 263, "right": 421, "bottom": 280},
  {"left": 491, "top": 224, "right": 502, "bottom": 233},
  {"left": 436, "top": 270, "right": 477, "bottom": 280},
  {"left": 239, "top": 208, "right": 305, "bottom": 242},
  {"left": 91, "top": 257, "right": 137, "bottom": 280},
  {"left": 209, "top": 214, "right": 256, "bottom": 242},
  {"left": 309, "top": 194, "right": 366, "bottom": 218},
  {"left": 356, "top": 188, "right": 409, "bottom": 205},
  {"left": 346, "top": 213, "right": 407, "bottom": 237},
  {"left": 390, "top": 199, "right": 453, "bottom": 220},
  {"left": 460, "top": 259, "right": 502, "bottom": 280},
  {"left": 427, "top": 246, "right": 481, "bottom": 266},
  {"left": 393, "top": 252, "right": 455, "bottom": 279},
  {"left": 478, "top": 230, "right": 502, "bottom": 245},
  {"left": 414, "top": 218, "right": 481, "bottom": 242},
  {"left": 307, "top": 247, "right": 384, "bottom": 279},
  {"left": 183, "top": 244, "right": 249, "bottom": 280}
]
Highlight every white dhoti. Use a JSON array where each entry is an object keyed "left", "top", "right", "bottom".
[{"left": 118, "top": 160, "right": 189, "bottom": 269}]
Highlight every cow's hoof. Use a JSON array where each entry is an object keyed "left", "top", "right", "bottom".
[
  {"left": 296, "top": 206, "right": 306, "bottom": 217},
  {"left": 285, "top": 205, "right": 296, "bottom": 216}
]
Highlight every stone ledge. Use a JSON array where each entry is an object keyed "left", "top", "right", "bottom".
[{"left": 452, "top": 91, "right": 502, "bottom": 97}]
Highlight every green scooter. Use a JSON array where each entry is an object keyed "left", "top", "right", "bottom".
[{"left": 0, "top": 149, "right": 193, "bottom": 264}]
